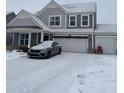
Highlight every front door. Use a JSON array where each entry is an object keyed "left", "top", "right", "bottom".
[{"left": 44, "top": 33, "right": 49, "bottom": 41}]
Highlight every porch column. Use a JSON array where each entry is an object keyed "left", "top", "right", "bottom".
[
  {"left": 92, "top": 33, "right": 94, "bottom": 49},
  {"left": 41, "top": 31, "right": 44, "bottom": 42},
  {"left": 28, "top": 32, "right": 31, "bottom": 48}
]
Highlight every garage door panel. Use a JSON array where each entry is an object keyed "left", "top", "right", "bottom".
[
  {"left": 95, "top": 36, "right": 116, "bottom": 54},
  {"left": 54, "top": 38, "right": 88, "bottom": 53}
]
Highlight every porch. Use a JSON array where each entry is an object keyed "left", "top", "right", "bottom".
[{"left": 6, "top": 28, "right": 52, "bottom": 49}]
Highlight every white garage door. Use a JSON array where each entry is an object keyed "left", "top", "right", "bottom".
[
  {"left": 95, "top": 36, "right": 117, "bottom": 54},
  {"left": 54, "top": 38, "right": 88, "bottom": 53}
]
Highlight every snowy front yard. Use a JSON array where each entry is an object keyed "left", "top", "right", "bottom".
[{"left": 6, "top": 51, "right": 117, "bottom": 93}]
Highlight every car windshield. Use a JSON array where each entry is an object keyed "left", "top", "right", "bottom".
[
  {"left": 31, "top": 41, "right": 54, "bottom": 50},
  {"left": 40, "top": 41, "right": 53, "bottom": 47}
]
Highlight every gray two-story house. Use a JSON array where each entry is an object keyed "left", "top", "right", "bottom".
[{"left": 6, "top": 0, "right": 117, "bottom": 54}]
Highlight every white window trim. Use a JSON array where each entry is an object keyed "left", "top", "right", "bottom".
[
  {"left": 48, "top": 15, "right": 61, "bottom": 27},
  {"left": 81, "top": 14, "right": 90, "bottom": 27},
  {"left": 69, "top": 15, "right": 77, "bottom": 27}
]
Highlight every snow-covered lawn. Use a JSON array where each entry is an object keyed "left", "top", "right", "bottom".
[
  {"left": 6, "top": 50, "right": 27, "bottom": 61},
  {"left": 6, "top": 51, "right": 117, "bottom": 93}
]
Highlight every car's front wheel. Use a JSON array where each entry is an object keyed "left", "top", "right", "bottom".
[{"left": 46, "top": 51, "right": 51, "bottom": 58}]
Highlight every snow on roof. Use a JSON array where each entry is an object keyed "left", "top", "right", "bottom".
[
  {"left": 24, "top": 10, "right": 49, "bottom": 30},
  {"left": 61, "top": 2, "right": 96, "bottom": 13},
  {"left": 95, "top": 24, "right": 117, "bottom": 33}
]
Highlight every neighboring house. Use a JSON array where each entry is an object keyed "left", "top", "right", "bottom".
[
  {"left": 6, "top": 12, "right": 16, "bottom": 24},
  {"left": 6, "top": 0, "right": 117, "bottom": 54}
]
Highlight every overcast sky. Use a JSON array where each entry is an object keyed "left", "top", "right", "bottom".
[{"left": 6, "top": 0, "right": 117, "bottom": 24}]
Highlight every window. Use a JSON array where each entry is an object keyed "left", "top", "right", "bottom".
[
  {"left": 7, "top": 32, "right": 14, "bottom": 45},
  {"left": 81, "top": 14, "right": 89, "bottom": 27},
  {"left": 49, "top": 15, "right": 61, "bottom": 27},
  {"left": 69, "top": 15, "right": 77, "bottom": 27},
  {"left": 19, "top": 33, "right": 29, "bottom": 46}
]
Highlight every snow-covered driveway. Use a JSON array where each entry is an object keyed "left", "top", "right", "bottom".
[{"left": 6, "top": 52, "right": 117, "bottom": 93}]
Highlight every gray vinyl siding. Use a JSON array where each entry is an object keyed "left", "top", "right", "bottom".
[
  {"left": 37, "top": 8, "right": 66, "bottom": 29},
  {"left": 67, "top": 14, "right": 94, "bottom": 28},
  {"left": 94, "top": 13, "right": 97, "bottom": 28},
  {"left": 8, "top": 18, "right": 37, "bottom": 27}
]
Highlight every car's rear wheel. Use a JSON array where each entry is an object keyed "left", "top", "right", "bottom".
[
  {"left": 58, "top": 48, "right": 61, "bottom": 54},
  {"left": 47, "top": 51, "right": 51, "bottom": 58}
]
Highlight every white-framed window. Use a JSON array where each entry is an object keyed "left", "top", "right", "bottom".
[
  {"left": 81, "top": 14, "right": 89, "bottom": 27},
  {"left": 49, "top": 15, "right": 61, "bottom": 27},
  {"left": 19, "top": 33, "right": 29, "bottom": 46},
  {"left": 69, "top": 15, "right": 77, "bottom": 27}
]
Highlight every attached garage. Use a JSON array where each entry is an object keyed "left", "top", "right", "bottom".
[
  {"left": 95, "top": 36, "right": 117, "bottom": 54},
  {"left": 95, "top": 24, "right": 117, "bottom": 54},
  {"left": 54, "top": 36, "right": 88, "bottom": 53}
]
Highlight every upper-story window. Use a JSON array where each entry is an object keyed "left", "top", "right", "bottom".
[
  {"left": 49, "top": 15, "right": 61, "bottom": 27},
  {"left": 81, "top": 14, "right": 89, "bottom": 27},
  {"left": 69, "top": 15, "right": 77, "bottom": 27}
]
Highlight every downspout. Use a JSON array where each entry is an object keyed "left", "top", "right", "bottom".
[
  {"left": 92, "top": 13, "right": 96, "bottom": 53},
  {"left": 93, "top": 28, "right": 96, "bottom": 53}
]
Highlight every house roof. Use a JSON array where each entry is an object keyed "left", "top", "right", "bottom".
[
  {"left": 37, "top": 0, "right": 68, "bottom": 15},
  {"left": 7, "top": 9, "right": 49, "bottom": 31},
  {"left": 25, "top": 10, "right": 49, "bottom": 30},
  {"left": 61, "top": 2, "right": 96, "bottom": 13},
  {"left": 95, "top": 24, "right": 117, "bottom": 33},
  {"left": 50, "top": 28, "right": 94, "bottom": 34},
  {"left": 37, "top": 0, "right": 96, "bottom": 15},
  {"left": 6, "top": 12, "right": 16, "bottom": 24}
]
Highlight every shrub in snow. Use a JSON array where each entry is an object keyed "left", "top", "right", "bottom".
[{"left": 18, "top": 46, "right": 29, "bottom": 52}]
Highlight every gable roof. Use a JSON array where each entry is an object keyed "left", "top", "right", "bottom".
[
  {"left": 37, "top": 0, "right": 68, "bottom": 15},
  {"left": 37, "top": 0, "right": 96, "bottom": 15},
  {"left": 25, "top": 10, "right": 49, "bottom": 30},
  {"left": 7, "top": 9, "right": 49, "bottom": 30},
  {"left": 61, "top": 2, "right": 96, "bottom": 13}
]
